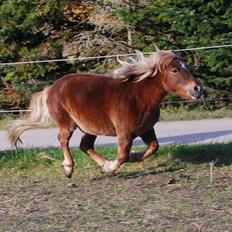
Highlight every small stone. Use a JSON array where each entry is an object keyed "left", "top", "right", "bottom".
[
  {"left": 67, "top": 182, "right": 78, "bottom": 188},
  {"left": 105, "top": 172, "right": 116, "bottom": 177}
]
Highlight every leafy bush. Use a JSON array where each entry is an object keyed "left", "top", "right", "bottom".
[
  {"left": 0, "top": 0, "right": 232, "bottom": 110},
  {"left": 117, "top": 0, "right": 232, "bottom": 108}
]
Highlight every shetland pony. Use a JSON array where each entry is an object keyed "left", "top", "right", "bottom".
[{"left": 8, "top": 51, "right": 202, "bottom": 178}]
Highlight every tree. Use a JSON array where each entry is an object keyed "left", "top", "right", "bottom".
[
  {"left": 0, "top": 0, "right": 69, "bottom": 108},
  {"left": 117, "top": 0, "right": 232, "bottom": 108},
  {"left": 0, "top": 0, "right": 232, "bottom": 109},
  {"left": 0, "top": 0, "right": 130, "bottom": 109}
]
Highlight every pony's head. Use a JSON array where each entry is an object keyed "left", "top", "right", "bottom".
[
  {"left": 160, "top": 52, "right": 202, "bottom": 100},
  {"left": 113, "top": 50, "right": 202, "bottom": 100}
]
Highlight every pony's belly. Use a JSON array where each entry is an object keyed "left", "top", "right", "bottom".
[{"left": 73, "top": 118, "right": 116, "bottom": 136}]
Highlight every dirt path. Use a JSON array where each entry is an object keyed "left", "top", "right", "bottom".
[{"left": 1, "top": 118, "right": 232, "bottom": 150}]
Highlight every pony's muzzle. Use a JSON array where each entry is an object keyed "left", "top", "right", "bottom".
[
  {"left": 194, "top": 85, "right": 202, "bottom": 94},
  {"left": 189, "top": 84, "right": 202, "bottom": 99}
]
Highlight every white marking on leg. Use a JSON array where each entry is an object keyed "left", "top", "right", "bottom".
[
  {"left": 62, "top": 160, "right": 69, "bottom": 166},
  {"left": 101, "top": 160, "right": 118, "bottom": 173},
  {"left": 62, "top": 160, "right": 74, "bottom": 177},
  {"left": 91, "top": 157, "right": 105, "bottom": 167}
]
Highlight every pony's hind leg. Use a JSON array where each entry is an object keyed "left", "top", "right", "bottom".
[
  {"left": 47, "top": 95, "right": 76, "bottom": 178},
  {"left": 126, "top": 129, "right": 159, "bottom": 162},
  {"left": 80, "top": 134, "right": 108, "bottom": 167},
  {"left": 58, "top": 126, "right": 76, "bottom": 178}
]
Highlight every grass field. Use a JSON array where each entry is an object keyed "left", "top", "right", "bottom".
[
  {"left": 0, "top": 143, "right": 232, "bottom": 231},
  {"left": 160, "top": 106, "right": 232, "bottom": 121}
]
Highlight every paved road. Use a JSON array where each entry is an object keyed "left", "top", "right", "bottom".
[{"left": 1, "top": 118, "right": 232, "bottom": 151}]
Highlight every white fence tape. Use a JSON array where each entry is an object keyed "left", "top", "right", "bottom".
[{"left": 0, "top": 44, "right": 232, "bottom": 66}]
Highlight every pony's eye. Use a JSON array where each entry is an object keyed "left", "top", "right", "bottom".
[{"left": 171, "top": 68, "right": 178, "bottom": 73}]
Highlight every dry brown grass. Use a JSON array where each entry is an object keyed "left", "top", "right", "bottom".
[{"left": 0, "top": 144, "right": 232, "bottom": 231}]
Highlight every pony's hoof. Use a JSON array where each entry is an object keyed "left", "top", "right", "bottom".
[
  {"left": 63, "top": 165, "right": 74, "bottom": 178},
  {"left": 101, "top": 160, "right": 117, "bottom": 174}
]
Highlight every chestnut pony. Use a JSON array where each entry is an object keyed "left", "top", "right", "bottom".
[{"left": 8, "top": 51, "right": 202, "bottom": 178}]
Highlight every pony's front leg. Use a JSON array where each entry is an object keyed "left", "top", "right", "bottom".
[
  {"left": 126, "top": 129, "right": 159, "bottom": 162},
  {"left": 101, "top": 135, "right": 132, "bottom": 174}
]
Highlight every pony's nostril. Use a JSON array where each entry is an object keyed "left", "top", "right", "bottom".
[{"left": 194, "top": 85, "right": 202, "bottom": 93}]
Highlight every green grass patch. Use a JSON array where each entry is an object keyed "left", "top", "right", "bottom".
[
  {"left": 160, "top": 106, "right": 232, "bottom": 121},
  {"left": 0, "top": 114, "right": 16, "bottom": 130},
  {"left": 1, "top": 143, "right": 231, "bottom": 231},
  {"left": 1, "top": 143, "right": 231, "bottom": 179}
]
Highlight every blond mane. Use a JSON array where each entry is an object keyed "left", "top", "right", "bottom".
[{"left": 112, "top": 50, "right": 178, "bottom": 82}]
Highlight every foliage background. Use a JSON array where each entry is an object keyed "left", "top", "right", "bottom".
[{"left": 0, "top": 0, "right": 232, "bottom": 110}]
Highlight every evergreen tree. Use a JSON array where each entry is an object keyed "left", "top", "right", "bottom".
[
  {"left": 0, "top": 0, "right": 231, "bottom": 109},
  {"left": 0, "top": 0, "right": 129, "bottom": 108},
  {"left": 117, "top": 0, "right": 232, "bottom": 108}
]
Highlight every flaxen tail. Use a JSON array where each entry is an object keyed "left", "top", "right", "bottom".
[{"left": 8, "top": 87, "right": 52, "bottom": 147}]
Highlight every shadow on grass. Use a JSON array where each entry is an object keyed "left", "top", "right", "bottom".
[
  {"left": 0, "top": 143, "right": 231, "bottom": 178},
  {"left": 114, "top": 166, "right": 181, "bottom": 180},
  {"left": 170, "top": 143, "right": 232, "bottom": 166},
  {"left": 112, "top": 143, "right": 232, "bottom": 180}
]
